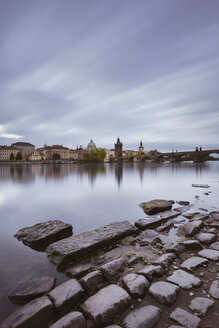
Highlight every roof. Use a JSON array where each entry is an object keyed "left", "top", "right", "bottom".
[
  {"left": 45, "top": 145, "right": 69, "bottom": 150},
  {"left": 12, "top": 142, "right": 35, "bottom": 147},
  {"left": 87, "top": 139, "right": 96, "bottom": 148},
  {"left": 0, "top": 145, "right": 19, "bottom": 150}
]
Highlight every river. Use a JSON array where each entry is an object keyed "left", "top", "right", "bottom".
[{"left": 0, "top": 162, "right": 219, "bottom": 321}]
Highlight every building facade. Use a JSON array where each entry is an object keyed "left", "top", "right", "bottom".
[
  {"left": 44, "top": 145, "right": 70, "bottom": 160},
  {"left": 11, "top": 142, "right": 35, "bottom": 159},
  {"left": 0, "top": 146, "right": 19, "bottom": 161},
  {"left": 28, "top": 149, "right": 45, "bottom": 161}
]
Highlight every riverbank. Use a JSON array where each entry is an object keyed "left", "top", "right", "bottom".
[{"left": 1, "top": 199, "right": 218, "bottom": 328}]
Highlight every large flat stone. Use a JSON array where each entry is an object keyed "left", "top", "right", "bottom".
[
  {"left": 182, "top": 240, "right": 203, "bottom": 251},
  {"left": 198, "top": 249, "right": 219, "bottom": 261},
  {"left": 153, "top": 253, "right": 176, "bottom": 268},
  {"left": 170, "top": 307, "right": 201, "bottom": 328},
  {"left": 8, "top": 276, "right": 56, "bottom": 304},
  {"left": 100, "top": 258, "right": 124, "bottom": 283},
  {"left": 15, "top": 220, "right": 73, "bottom": 251},
  {"left": 209, "top": 280, "right": 219, "bottom": 299},
  {"left": 50, "top": 311, "right": 86, "bottom": 328},
  {"left": 135, "top": 217, "right": 163, "bottom": 230},
  {"left": 178, "top": 221, "right": 203, "bottom": 237},
  {"left": 167, "top": 270, "right": 201, "bottom": 290},
  {"left": 211, "top": 212, "right": 219, "bottom": 221},
  {"left": 1, "top": 296, "right": 53, "bottom": 328},
  {"left": 79, "top": 270, "right": 104, "bottom": 296},
  {"left": 189, "top": 297, "right": 215, "bottom": 315},
  {"left": 139, "top": 199, "right": 173, "bottom": 215},
  {"left": 46, "top": 221, "right": 137, "bottom": 269},
  {"left": 196, "top": 232, "right": 216, "bottom": 245},
  {"left": 149, "top": 281, "right": 179, "bottom": 305},
  {"left": 80, "top": 284, "right": 131, "bottom": 326},
  {"left": 180, "top": 257, "right": 208, "bottom": 272},
  {"left": 210, "top": 241, "right": 219, "bottom": 251},
  {"left": 138, "top": 265, "right": 164, "bottom": 280},
  {"left": 66, "top": 263, "right": 93, "bottom": 279},
  {"left": 166, "top": 242, "right": 186, "bottom": 256},
  {"left": 122, "top": 305, "right": 161, "bottom": 328},
  {"left": 122, "top": 273, "right": 149, "bottom": 298},
  {"left": 136, "top": 230, "right": 161, "bottom": 246},
  {"left": 48, "top": 279, "right": 85, "bottom": 314}
]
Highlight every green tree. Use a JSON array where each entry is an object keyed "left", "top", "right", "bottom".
[
  {"left": 52, "top": 152, "right": 61, "bottom": 160},
  {"left": 10, "top": 152, "right": 14, "bottom": 160},
  {"left": 16, "top": 152, "right": 22, "bottom": 160},
  {"left": 83, "top": 148, "right": 106, "bottom": 163},
  {"left": 109, "top": 154, "right": 114, "bottom": 162}
]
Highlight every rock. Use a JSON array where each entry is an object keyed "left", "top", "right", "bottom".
[
  {"left": 177, "top": 201, "right": 190, "bottom": 206},
  {"left": 137, "top": 230, "right": 162, "bottom": 246},
  {"left": 66, "top": 263, "right": 93, "bottom": 279},
  {"left": 122, "top": 305, "right": 161, "bottom": 328},
  {"left": 206, "top": 227, "right": 217, "bottom": 234},
  {"left": 198, "top": 249, "right": 219, "bottom": 261},
  {"left": 105, "top": 326, "right": 121, "bottom": 328},
  {"left": 210, "top": 242, "right": 219, "bottom": 251},
  {"left": 209, "top": 280, "right": 219, "bottom": 299},
  {"left": 167, "top": 269, "right": 201, "bottom": 289},
  {"left": 180, "top": 257, "right": 208, "bottom": 272},
  {"left": 149, "top": 281, "right": 179, "bottom": 305},
  {"left": 48, "top": 279, "right": 85, "bottom": 314},
  {"left": 14, "top": 220, "right": 73, "bottom": 251},
  {"left": 168, "top": 326, "right": 185, "bottom": 328},
  {"left": 153, "top": 253, "right": 176, "bottom": 268},
  {"left": 122, "top": 273, "right": 149, "bottom": 298},
  {"left": 156, "top": 221, "right": 173, "bottom": 232},
  {"left": 178, "top": 221, "right": 203, "bottom": 237},
  {"left": 100, "top": 258, "right": 124, "bottom": 283},
  {"left": 138, "top": 265, "right": 164, "bottom": 280},
  {"left": 170, "top": 307, "right": 201, "bottom": 328},
  {"left": 189, "top": 297, "right": 215, "bottom": 315},
  {"left": 211, "top": 212, "right": 219, "bottom": 221},
  {"left": 166, "top": 242, "right": 186, "bottom": 256},
  {"left": 182, "top": 240, "right": 203, "bottom": 251},
  {"left": 135, "top": 217, "right": 163, "bottom": 230},
  {"left": 79, "top": 270, "right": 104, "bottom": 296},
  {"left": 196, "top": 232, "right": 216, "bottom": 245},
  {"left": 139, "top": 199, "right": 173, "bottom": 215},
  {"left": 158, "top": 210, "right": 180, "bottom": 220},
  {"left": 8, "top": 276, "right": 56, "bottom": 304},
  {"left": 46, "top": 221, "right": 137, "bottom": 269},
  {"left": 50, "top": 311, "right": 86, "bottom": 328},
  {"left": 1, "top": 296, "right": 53, "bottom": 328},
  {"left": 174, "top": 206, "right": 189, "bottom": 214},
  {"left": 192, "top": 184, "right": 210, "bottom": 188},
  {"left": 80, "top": 284, "right": 131, "bottom": 326},
  {"left": 127, "top": 255, "right": 143, "bottom": 267}
]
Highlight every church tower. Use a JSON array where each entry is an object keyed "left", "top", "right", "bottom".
[
  {"left": 114, "top": 138, "right": 123, "bottom": 161},
  {"left": 139, "top": 140, "right": 144, "bottom": 152}
]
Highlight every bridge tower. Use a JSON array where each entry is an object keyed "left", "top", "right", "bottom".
[
  {"left": 115, "top": 138, "right": 123, "bottom": 162},
  {"left": 139, "top": 141, "right": 144, "bottom": 152}
]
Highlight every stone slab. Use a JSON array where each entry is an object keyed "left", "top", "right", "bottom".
[
  {"left": 66, "top": 263, "right": 93, "bottom": 279},
  {"left": 122, "top": 305, "right": 161, "bottom": 328},
  {"left": 49, "top": 311, "right": 86, "bottom": 328},
  {"left": 209, "top": 280, "right": 219, "bottom": 299},
  {"left": 209, "top": 242, "right": 219, "bottom": 251},
  {"left": 211, "top": 212, "right": 219, "bottom": 221},
  {"left": 198, "top": 249, "right": 219, "bottom": 261},
  {"left": 192, "top": 184, "right": 210, "bottom": 188},
  {"left": 8, "top": 276, "right": 56, "bottom": 304},
  {"left": 149, "top": 281, "right": 180, "bottom": 305},
  {"left": 137, "top": 230, "right": 161, "bottom": 246},
  {"left": 153, "top": 253, "right": 176, "bottom": 268},
  {"left": 79, "top": 270, "right": 103, "bottom": 296},
  {"left": 167, "top": 270, "right": 201, "bottom": 290},
  {"left": 178, "top": 221, "right": 203, "bottom": 237},
  {"left": 100, "top": 258, "right": 124, "bottom": 283},
  {"left": 1, "top": 296, "right": 53, "bottom": 328},
  {"left": 80, "top": 284, "right": 131, "bottom": 326},
  {"left": 122, "top": 273, "right": 149, "bottom": 298},
  {"left": 46, "top": 221, "right": 137, "bottom": 269},
  {"left": 166, "top": 242, "right": 186, "bottom": 256},
  {"left": 189, "top": 297, "right": 215, "bottom": 315},
  {"left": 15, "top": 220, "right": 73, "bottom": 251},
  {"left": 48, "top": 279, "right": 85, "bottom": 314},
  {"left": 138, "top": 265, "right": 163, "bottom": 280},
  {"left": 180, "top": 257, "right": 208, "bottom": 272},
  {"left": 135, "top": 217, "right": 163, "bottom": 230},
  {"left": 182, "top": 240, "right": 203, "bottom": 251},
  {"left": 196, "top": 232, "right": 216, "bottom": 245},
  {"left": 139, "top": 199, "right": 173, "bottom": 215},
  {"left": 170, "top": 307, "right": 201, "bottom": 328}
]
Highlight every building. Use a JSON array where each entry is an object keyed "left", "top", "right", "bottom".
[
  {"left": 0, "top": 146, "right": 19, "bottom": 161},
  {"left": 44, "top": 145, "right": 70, "bottom": 160},
  {"left": 28, "top": 149, "right": 45, "bottom": 161},
  {"left": 139, "top": 141, "right": 144, "bottom": 152},
  {"left": 11, "top": 142, "right": 35, "bottom": 159},
  {"left": 104, "top": 148, "right": 115, "bottom": 162},
  {"left": 69, "top": 146, "right": 87, "bottom": 161},
  {"left": 114, "top": 138, "right": 123, "bottom": 161},
  {"left": 87, "top": 139, "right": 96, "bottom": 151}
]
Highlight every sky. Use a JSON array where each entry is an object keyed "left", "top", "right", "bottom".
[{"left": 0, "top": 0, "right": 219, "bottom": 152}]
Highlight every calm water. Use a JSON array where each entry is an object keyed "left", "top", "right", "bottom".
[{"left": 0, "top": 162, "right": 219, "bottom": 321}]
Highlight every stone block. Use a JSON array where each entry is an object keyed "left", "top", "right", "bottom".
[{"left": 122, "top": 305, "right": 161, "bottom": 328}]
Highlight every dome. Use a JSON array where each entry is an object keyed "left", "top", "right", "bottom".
[{"left": 87, "top": 139, "right": 96, "bottom": 150}]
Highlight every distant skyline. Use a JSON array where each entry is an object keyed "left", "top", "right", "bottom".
[{"left": 1, "top": 0, "right": 219, "bottom": 152}]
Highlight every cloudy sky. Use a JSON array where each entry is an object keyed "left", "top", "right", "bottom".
[{"left": 0, "top": 0, "right": 219, "bottom": 151}]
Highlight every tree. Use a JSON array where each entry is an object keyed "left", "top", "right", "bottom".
[
  {"left": 10, "top": 152, "right": 14, "bottom": 160},
  {"left": 109, "top": 154, "right": 114, "bottom": 162},
  {"left": 83, "top": 148, "right": 106, "bottom": 163},
  {"left": 52, "top": 152, "right": 61, "bottom": 160},
  {"left": 16, "top": 152, "right": 22, "bottom": 160}
]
